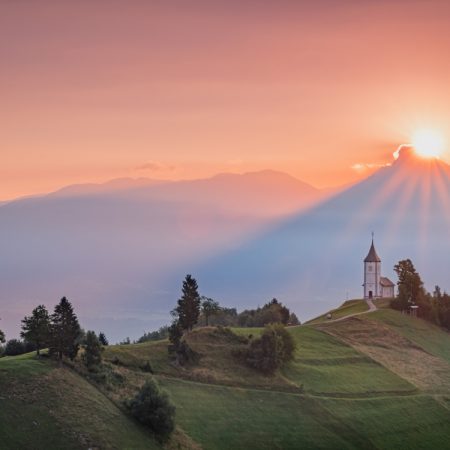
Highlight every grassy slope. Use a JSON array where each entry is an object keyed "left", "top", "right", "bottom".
[
  {"left": 368, "top": 309, "right": 450, "bottom": 363},
  {"left": 0, "top": 353, "right": 161, "bottom": 450},
  {"left": 305, "top": 299, "right": 369, "bottom": 325},
  {"left": 283, "top": 326, "right": 414, "bottom": 395}
]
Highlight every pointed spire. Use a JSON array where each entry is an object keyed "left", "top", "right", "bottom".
[{"left": 364, "top": 233, "right": 381, "bottom": 262}]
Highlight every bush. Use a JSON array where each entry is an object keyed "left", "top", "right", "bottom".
[
  {"left": 245, "top": 323, "right": 296, "bottom": 374},
  {"left": 127, "top": 379, "right": 176, "bottom": 441},
  {"left": 89, "top": 364, "right": 125, "bottom": 389}
]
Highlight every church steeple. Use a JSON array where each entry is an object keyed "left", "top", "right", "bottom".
[{"left": 364, "top": 234, "right": 381, "bottom": 263}]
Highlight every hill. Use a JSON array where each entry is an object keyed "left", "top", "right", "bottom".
[{"left": 3, "top": 303, "right": 450, "bottom": 449}]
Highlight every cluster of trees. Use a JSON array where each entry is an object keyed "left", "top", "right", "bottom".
[
  {"left": 197, "top": 298, "right": 299, "bottom": 328},
  {"left": 136, "top": 326, "right": 169, "bottom": 343},
  {"left": 391, "top": 259, "right": 450, "bottom": 330},
  {"left": 135, "top": 294, "right": 300, "bottom": 345},
  {"left": 0, "top": 298, "right": 108, "bottom": 370},
  {"left": 1, "top": 299, "right": 82, "bottom": 360}
]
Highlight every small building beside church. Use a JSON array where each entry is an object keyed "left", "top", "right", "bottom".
[{"left": 363, "top": 238, "right": 395, "bottom": 299}]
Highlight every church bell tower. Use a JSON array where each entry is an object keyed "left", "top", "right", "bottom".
[{"left": 363, "top": 234, "right": 381, "bottom": 299}]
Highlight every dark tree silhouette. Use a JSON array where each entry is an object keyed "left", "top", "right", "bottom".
[
  {"left": 49, "top": 297, "right": 81, "bottom": 361},
  {"left": 21, "top": 305, "right": 51, "bottom": 356},
  {"left": 173, "top": 275, "right": 201, "bottom": 332},
  {"left": 98, "top": 332, "right": 109, "bottom": 346}
]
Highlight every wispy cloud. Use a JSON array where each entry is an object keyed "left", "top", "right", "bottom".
[
  {"left": 351, "top": 162, "right": 391, "bottom": 172},
  {"left": 135, "top": 161, "right": 176, "bottom": 172}
]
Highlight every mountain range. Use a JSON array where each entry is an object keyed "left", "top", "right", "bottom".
[
  {"left": 0, "top": 170, "right": 323, "bottom": 341},
  {"left": 1, "top": 149, "right": 449, "bottom": 342}
]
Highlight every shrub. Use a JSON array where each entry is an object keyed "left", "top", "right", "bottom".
[
  {"left": 127, "top": 379, "right": 176, "bottom": 441},
  {"left": 140, "top": 361, "right": 154, "bottom": 373},
  {"left": 245, "top": 323, "right": 296, "bottom": 374}
]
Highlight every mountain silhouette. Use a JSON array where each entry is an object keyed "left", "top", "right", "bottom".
[{"left": 0, "top": 170, "right": 321, "bottom": 341}]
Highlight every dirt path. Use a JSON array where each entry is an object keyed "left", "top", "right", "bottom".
[{"left": 324, "top": 299, "right": 377, "bottom": 324}]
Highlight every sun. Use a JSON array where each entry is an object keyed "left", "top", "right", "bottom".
[{"left": 411, "top": 129, "right": 444, "bottom": 159}]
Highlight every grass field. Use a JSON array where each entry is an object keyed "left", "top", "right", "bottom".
[
  {"left": 159, "top": 377, "right": 450, "bottom": 450},
  {"left": 4, "top": 304, "right": 450, "bottom": 449}
]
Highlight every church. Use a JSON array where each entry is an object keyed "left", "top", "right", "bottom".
[{"left": 363, "top": 237, "right": 395, "bottom": 299}]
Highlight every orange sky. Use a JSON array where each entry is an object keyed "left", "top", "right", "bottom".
[{"left": 2, "top": 0, "right": 450, "bottom": 199}]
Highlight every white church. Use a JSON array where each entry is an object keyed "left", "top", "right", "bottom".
[{"left": 363, "top": 237, "right": 395, "bottom": 299}]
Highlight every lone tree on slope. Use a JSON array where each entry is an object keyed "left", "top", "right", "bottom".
[
  {"left": 392, "top": 259, "right": 426, "bottom": 312},
  {"left": 49, "top": 297, "right": 81, "bottom": 361},
  {"left": 21, "top": 305, "right": 51, "bottom": 357},
  {"left": 172, "top": 275, "right": 201, "bottom": 332}
]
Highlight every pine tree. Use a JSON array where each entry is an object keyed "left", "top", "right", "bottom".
[
  {"left": 173, "top": 275, "right": 201, "bottom": 332},
  {"left": 98, "top": 332, "right": 109, "bottom": 346},
  {"left": 21, "top": 305, "right": 51, "bottom": 357},
  {"left": 83, "top": 330, "right": 103, "bottom": 370},
  {"left": 49, "top": 297, "right": 81, "bottom": 361},
  {"left": 0, "top": 329, "right": 4, "bottom": 344}
]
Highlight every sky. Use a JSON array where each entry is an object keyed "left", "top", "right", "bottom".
[{"left": 2, "top": 0, "right": 450, "bottom": 199}]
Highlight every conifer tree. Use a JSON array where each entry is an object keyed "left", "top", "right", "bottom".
[
  {"left": 173, "top": 275, "right": 201, "bottom": 332},
  {"left": 0, "top": 329, "right": 4, "bottom": 344},
  {"left": 49, "top": 297, "right": 81, "bottom": 361},
  {"left": 83, "top": 330, "right": 103, "bottom": 370},
  {"left": 21, "top": 305, "right": 51, "bottom": 357},
  {"left": 98, "top": 332, "right": 109, "bottom": 346}
]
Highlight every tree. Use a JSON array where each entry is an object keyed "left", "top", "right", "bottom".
[
  {"left": 82, "top": 330, "right": 103, "bottom": 370},
  {"left": 0, "top": 329, "right": 4, "bottom": 344},
  {"left": 21, "top": 305, "right": 51, "bottom": 357},
  {"left": 168, "top": 320, "right": 183, "bottom": 347},
  {"left": 201, "top": 297, "right": 220, "bottom": 326},
  {"left": 245, "top": 323, "right": 296, "bottom": 374},
  {"left": 4, "top": 339, "right": 26, "bottom": 356},
  {"left": 392, "top": 259, "right": 426, "bottom": 312},
  {"left": 172, "top": 275, "right": 201, "bottom": 332},
  {"left": 127, "top": 379, "right": 176, "bottom": 441},
  {"left": 288, "top": 312, "right": 300, "bottom": 325},
  {"left": 49, "top": 297, "right": 81, "bottom": 361},
  {"left": 98, "top": 332, "right": 109, "bottom": 346}
]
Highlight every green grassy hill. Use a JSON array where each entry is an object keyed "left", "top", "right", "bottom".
[
  {"left": 0, "top": 353, "right": 162, "bottom": 450},
  {"left": 3, "top": 301, "right": 450, "bottom": 449}
]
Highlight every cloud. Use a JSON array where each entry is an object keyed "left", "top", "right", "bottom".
[
  {"left": 135, "top": 161, "right": 176, "bottom": 172},
  {"left": 351, "top": 162, "right": 391, "bottom": 172}
]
